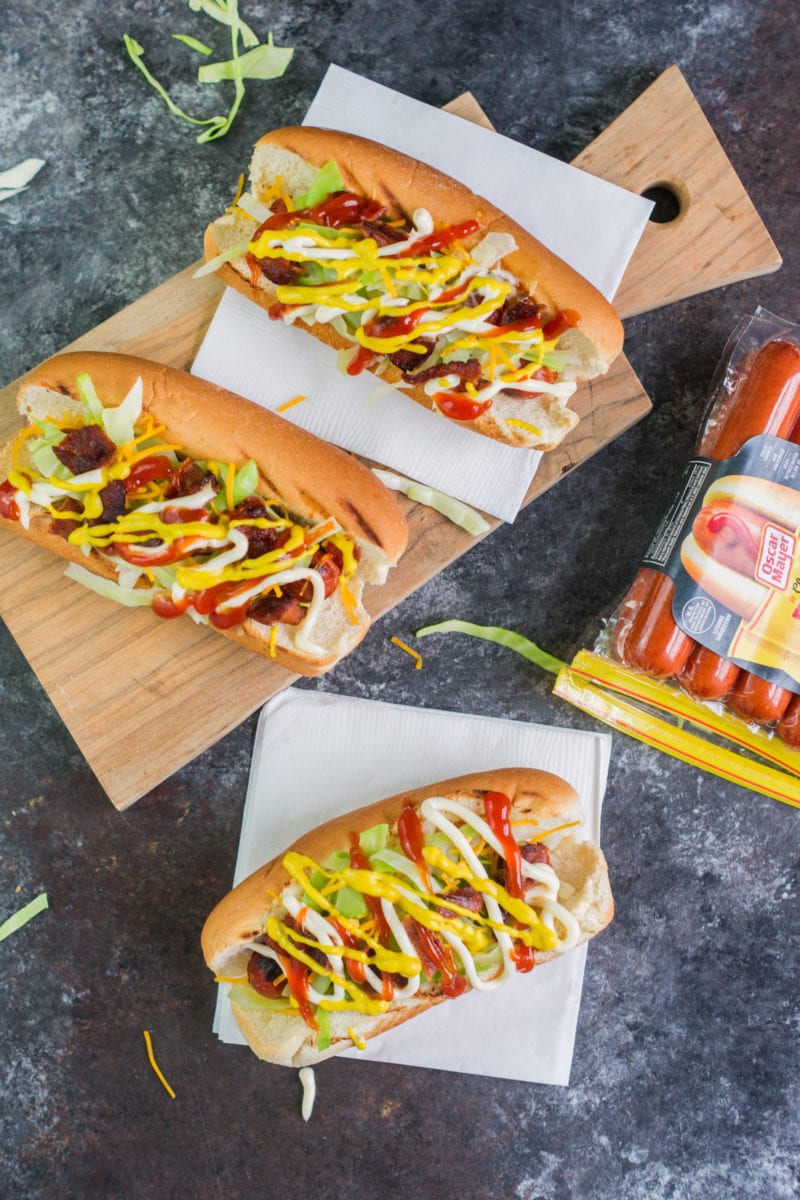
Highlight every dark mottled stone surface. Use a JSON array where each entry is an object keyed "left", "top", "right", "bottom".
[{"left": 1, "top": 2, "right": 799, "bottom": 1197}]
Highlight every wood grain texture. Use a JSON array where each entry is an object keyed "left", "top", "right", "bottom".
[
  {"left": 0, "top": 70, "right": 778, "bottom": 808},
  {"left": 574, "top": 64, "right": 782, "bottom": 318}
]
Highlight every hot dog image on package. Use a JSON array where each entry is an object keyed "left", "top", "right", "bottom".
[
  {"left": 201, "top": 127, "right": 624, "bottom": 451},
  {"left": 202, "top": 769, "right": 613, "bottom": 1066},
  {"left": 0, "top": 352, "right": 407, "bottom": 675},
  {"left": 554, "top": 311, "right": 800, "bottom": 779}
]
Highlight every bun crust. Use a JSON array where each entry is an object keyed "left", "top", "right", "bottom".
[
  {"left": 1, "top": 352, "right": 407, "bottom": 676},
  {"left": 202, "top": 768, "right": 614, "bottom": 1066},
  {"left": 205, "top": 127, "right": 624, "bottom": 450}
]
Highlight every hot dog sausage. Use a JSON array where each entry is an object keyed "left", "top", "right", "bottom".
[
  {"left": 777, "top": 694, "right": 800, "bottom": 747},
  {"left": 616, "top": 339, "right": 800, "bottom": 691},
  {"left": 610, "top": 567, "right": 656, "bottom": 663},
  {"left": 677, "top": 645, "right": 739, "bottom": 702},
  {"left": 727, "top": 673, "right": 793, "bottom": 726},
  {"left": 623, "top": 572, "right": 694, "bottom": 678}
]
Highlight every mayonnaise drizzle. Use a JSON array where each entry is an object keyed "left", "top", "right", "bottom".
[
  {"left": 216, "top": 567, "right": 326, "bottom": 654},
  {"left": 264, "top": 794, "right": 582, "bottom": 1020}
]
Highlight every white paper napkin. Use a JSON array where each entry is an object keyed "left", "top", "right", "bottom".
[
  {"left": 213, "top": 689, "right": 611, "bottom": 1085},
  {"left": 192, "top": 66, "right": 651, "bottom": 521},
  {"left": 305, "top": 66, "right": 649, "bottom": 300}
]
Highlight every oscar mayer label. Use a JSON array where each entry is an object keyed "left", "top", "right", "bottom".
[
  {"left": 756, "top": 526, "right": 794, "bottom": 590},
  {"left": 640, "top": 434, "right": 800, "bottom": 693}
]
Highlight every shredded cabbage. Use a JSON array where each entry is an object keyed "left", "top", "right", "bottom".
[
  {"left": 30, "top": 442, "right": 62, "bottom": 477},
  {"left": 193, "top": 240, "right": 251, "bottom": 278},
  {"left": 102, "top": 376, "right": 143, "bottom": 448},
  {"left": 76, "top": 373, "right": 104, "bottom": 423},
  {"left": 295, "top": 161, "right": 344, "bottom": 210},
  {"left": 415, "top": 619, "right": 566, "bottom": 675},
  {"left": 64, "top": 563, "right": 157, "bottom": 608},
  {"left": 373, "top": 469, "right": 491, "bottom": 537},
  {"left": 233, "top": 192, "right": 270, "bottom": 222},
  {"left": 172, "top": 33, "right": 213, "bottom": 55},
  {"left": 359, "top": 823, "right": 389, "bottom": 856},
  {"left": 0, "top": 892, "right": 48, "bottom": 942},
  {"left": 227, "top": 984, "right": 292, "bottom": 1012},
  {"left": 211, "top": 458, "right": 259, "bottom": 509},
  {"left": 315, "top": 1006, "right": 332, "bottom": 1052},
  {"left": 27, "top": 419, "right": 65, "bottom": 469},
  {"left": 123, "top": 5, "right": 293, "bottom": 144},
  {"left": 198, "top": 35, "right": 293, "bottom": 83},
  {"left": 333, "top": 886, "right": 369, "bottom": 919},
  {"left": 369, "top": 848, "right": 426, "bottom": 891},
  {"left": 0, "top": 158, "right": 45, "bottom": 203}
]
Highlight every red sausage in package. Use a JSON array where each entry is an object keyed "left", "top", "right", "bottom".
[{"left": 609, "top": 310, "right": 800, "bottom": 746}]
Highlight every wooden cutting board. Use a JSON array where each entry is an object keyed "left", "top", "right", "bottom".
[{"left": 0, "top": 65, "right": 780, "bottom": 809}]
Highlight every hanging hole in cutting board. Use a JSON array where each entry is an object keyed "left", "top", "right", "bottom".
[{"left": 641, "top": 183, "right": 682, "bottom": 224}]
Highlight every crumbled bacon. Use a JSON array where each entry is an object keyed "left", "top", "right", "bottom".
[
  {"left": 247, "top": 593, "right": 305, "bottom": 626},
  {"left": 246, "top": 251, "right": 305, "bottom": 286},
  {"left": 360, "top": 218, "right": 406, "bottom": 247},
  {"left": 401, "top": 358, "right": 483, "bottom": 387},
  {"left": 165, "top": 460, "right": 216, "bottom": 499},
  {"left": 89, "top": 479, "right": 126, "bottom": 526},
  {"left": 49, "top": 497, "right": 83, "bottom": 539},
  {"left": 487, "top": 295, "right": 545, "bottom": 328},
  {"left": 228, "top": 496, "right": 291, "bottom": 559},
  {"left": 53, "top": 425, "right": 116, "bottom": 475},
  {"left": 438, "top": 886, "right": 484, "bottom": 919},
  {"left": 389, "top": 338, "right": 435, "bottom": 373}
]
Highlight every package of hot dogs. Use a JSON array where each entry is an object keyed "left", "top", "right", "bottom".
[{"left": 554, "top": 309, "right": 800, "bottom": 807}]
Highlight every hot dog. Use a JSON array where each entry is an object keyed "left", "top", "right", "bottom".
[
  {"left": 201, "top": 768, "right": 613, "bottom": 1067},
  {"left": 0, "top": 352, "right": 407, "bottom": 676},
  {"left": 691, "top": 499, "right": 768, "bottom": 577},
  {"left": 680, "top": 532, "right": 768, "bottom": 620},
  {"left": 202, "top": 127, "right": 624, "bottom": 451},
  {"left": 614, "top": 338, "right": 800, "bottom": 704}
]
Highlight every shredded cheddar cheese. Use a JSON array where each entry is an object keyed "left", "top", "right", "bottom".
[
  {"left": 339, "top": 577, "right": 361, "bottom": 625},
  {"left": 532, "top": 820, "right": 581, "bottom": 841},
  {"left": 268, "top": 625, "right": 278, "bottom": 658},
  {"left": 276, "top": 394, "right": 307, "bottom": 413},
  {"left": 143, "top": 1030, "right": 176, "bottom": 1099},
  {"left": 390, "top": 636, "right": 422, "bottom": 669},
  {"left": 505, "top": 419, "right": 543, "bottom": 436},
  {"left": 225, "top": 462, "right": 236, "bottom": 510},
  {"left": 226, "top": 172, "right": 246, "bottom": 211}
]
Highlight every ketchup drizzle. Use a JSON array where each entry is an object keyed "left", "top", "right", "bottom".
[
  {"left": 433, "top": 393, "right": 492, "bottom": 422},
  {"left": 0, "top": 480, "right": 20, "bottom": 521},
  {"left": 706, "top": 511, "right": 761, "bottom": 562},
  {"left": 253, "top": 191, "right": 385, "bottom": 236},
  {"left": 410, "top": 920, "right": 466, "bottom": 998},
  {"left": 397, "top": 801, "right": 433, "bottom": 891},
  {"left": 484, "top": 791, "right": 535, "bottom": 974},
  {"left": 280, "top": 954, "right": 317, "bottom": 1030},
  {"left": 542, "top": 308, "right": 580, "bottom": 340}
]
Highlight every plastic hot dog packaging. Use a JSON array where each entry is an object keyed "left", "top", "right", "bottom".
[{"left": 554, "top": 309, "right": 800, "bottom": 808}]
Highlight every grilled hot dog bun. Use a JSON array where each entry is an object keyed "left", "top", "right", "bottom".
[
  {"left": 0, "top": 352, "right": 407, "bottom": 676},
  {"left": 204, "top": 127, "right": 624, "bottom": 451},
  {"left": 202, "top": 768, "right": 613, "bottom": 1067}
]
